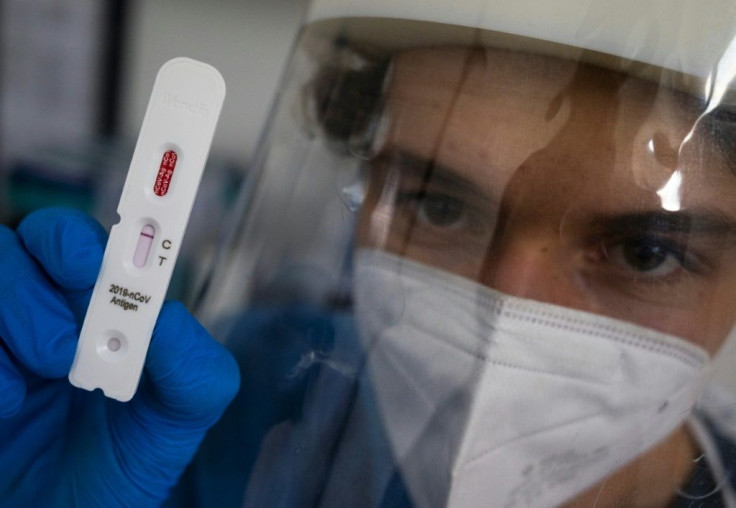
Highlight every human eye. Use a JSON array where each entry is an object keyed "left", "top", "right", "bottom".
[
  {"left": 383, "top": 183, "right": 496, "bottom": 268},
  {"left": 395, "top": 190, "right": 471, "bottom": 230},
  {"left": 368, "top": 148, "right": 497, "bottom": 242},
  {"left": 585, "top": 212, "right": 725, "bottom": 289},
  {"left": 364, "top": 147, "right": 504, "bottom": 270},
  {"left": 601, "top": 236, "right": 699, "bottom": 281}
]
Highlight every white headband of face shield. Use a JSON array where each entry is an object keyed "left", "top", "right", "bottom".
[{"left": 353, "top": 248, "right": 711, "bottom": 507}]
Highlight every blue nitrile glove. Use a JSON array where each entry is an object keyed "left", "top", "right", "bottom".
[{"left": 0, "top": 208, "right": 240, "bottom": 507}]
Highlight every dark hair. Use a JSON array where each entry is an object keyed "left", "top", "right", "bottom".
[{"left": 306, "top": 38, "right": 392, "bottom": 155}]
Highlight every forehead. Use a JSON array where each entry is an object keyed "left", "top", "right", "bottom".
[
  {"left": 382, "top": 47, "right": 736, "bottom": 211},
  {"left": 388, "top": 47, "right": 699, "bottom": 132}
]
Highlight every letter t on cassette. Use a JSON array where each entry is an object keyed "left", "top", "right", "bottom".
[{"left": 69, "top": 57, "right": 226, "bottom": 401}]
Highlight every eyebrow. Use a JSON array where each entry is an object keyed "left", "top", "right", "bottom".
[
  {"left": 591, "top": 210, "right": 736, "bottom": 239},
  {"left": 372, "top": 147, "right": 736, "bottom": 240},
  {"left": 371, "top": 146, "right": 492, "bottom": 200}
]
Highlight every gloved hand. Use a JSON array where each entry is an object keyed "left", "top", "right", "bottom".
[{"left": 0, "top": 208, "right": 240, "bottom": 507}]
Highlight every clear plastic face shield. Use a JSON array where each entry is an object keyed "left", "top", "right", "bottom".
[{"left": 194, "top": 1, "right": 736, "bottom": 506}]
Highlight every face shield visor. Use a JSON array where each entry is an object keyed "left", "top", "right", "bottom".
[{"left": 192, "top": 1, "right": 736, "bottom": 506}]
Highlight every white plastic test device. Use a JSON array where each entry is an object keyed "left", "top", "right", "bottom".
[{"left": 69, "top": 57, "right": 226, "bottom": 401}]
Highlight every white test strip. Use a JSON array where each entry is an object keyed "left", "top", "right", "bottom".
[{"left": 69, "top": 57, "right": 226, "bottom": 402}]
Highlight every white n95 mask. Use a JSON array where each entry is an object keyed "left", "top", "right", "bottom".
[{"left": 353, "top": 248, "right": 710, "bottom": 508}]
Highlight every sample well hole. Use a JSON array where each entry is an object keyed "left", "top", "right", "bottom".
[{"left": 108, "top": 337, "right": 122, "bottom": 352}]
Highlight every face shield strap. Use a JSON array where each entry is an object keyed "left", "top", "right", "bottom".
[{"left": 679, "top": 413, "right": 736, "bottom": 504}]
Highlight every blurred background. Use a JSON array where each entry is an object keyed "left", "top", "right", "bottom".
[{"left": 0, "top": 0, "right": 308, "bottom": 301}]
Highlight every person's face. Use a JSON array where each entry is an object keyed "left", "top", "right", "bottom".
[{"left": 358, "top": 47, "right": 736, "bottom": 354}]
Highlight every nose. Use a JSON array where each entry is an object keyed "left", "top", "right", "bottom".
[{"left": 479, "top": 228, "right": 591, "bottom": 312}]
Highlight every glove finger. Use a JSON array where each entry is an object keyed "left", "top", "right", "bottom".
[
  {"left": 0, "top": 342, "right": 26, "bottom": 418},
  {"left": 17, "top": 208, "right": 106, "bottom": 323},
  {"left": 17, "top": 207, "right": 106, "bottom": 291},
  {"left": 109, "top": 302, "right": 239, "bottom": 495},
  {"left": 143, "top": 301, "right": 240, "bottom": 421},
  {"left": 0, "top": 226, "right": 78, "bottom": 378}
]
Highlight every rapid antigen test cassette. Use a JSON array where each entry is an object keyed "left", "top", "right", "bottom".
[{"left": 69, "top": 57, "right": 226, "bottom": 401}]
